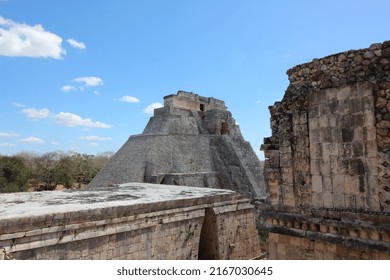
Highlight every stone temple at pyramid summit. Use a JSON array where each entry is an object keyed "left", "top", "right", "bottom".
[{"left": 88, "top": 91, "right": 267, "bottom": 201}]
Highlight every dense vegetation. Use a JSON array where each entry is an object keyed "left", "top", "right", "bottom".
[{"left": 0, "top": 151, "right": 113, "bottom": 193}]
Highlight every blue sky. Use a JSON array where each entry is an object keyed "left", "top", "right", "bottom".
[{"left": 1, "top": 0, "right": 389, "bottom": 158}]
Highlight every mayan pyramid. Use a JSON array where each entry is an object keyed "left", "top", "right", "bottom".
[{"left": 88, "top": 91, "right": 267, "bottom": 200}]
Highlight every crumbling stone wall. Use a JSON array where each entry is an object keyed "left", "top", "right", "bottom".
[{"left": 261, "top": 40, "right": 390, "bottom": 259}]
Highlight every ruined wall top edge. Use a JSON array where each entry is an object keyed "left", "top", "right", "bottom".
[{"left": 286, "top": 40, "right": 390, "bottom": 91}]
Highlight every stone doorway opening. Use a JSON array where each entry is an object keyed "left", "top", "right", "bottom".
[
  {"left": 221, "top": 121, "right": 229, "bottom": 135},
  {"left": 198, "top": 207, "right": 218, "bottom": 259}
]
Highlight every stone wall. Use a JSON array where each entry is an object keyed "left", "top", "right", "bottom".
[
  {"left": 0, "top": 183, "right": 260, "bottom": 260},
  {"left": 261, "top": 40, "right": 390, "bottom": 259},
  {"left": 269, "top": 233, "right": 390, "bottom": 260}
]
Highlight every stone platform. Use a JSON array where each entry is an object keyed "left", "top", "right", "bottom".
[{"left": 0, "top": 183, "right": 260, "bottom": 260}]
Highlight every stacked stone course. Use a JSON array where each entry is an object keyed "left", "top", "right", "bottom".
[{"left": 261, "top": 40, "right": 390, "bottom": 259}]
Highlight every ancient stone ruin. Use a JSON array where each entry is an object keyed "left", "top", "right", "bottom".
[
  {"left": 0, "top": 183, "right": 260, "bottom": 260},
  {"left": 261, "top": 40, "right": 390, "bottom": 259},
  {"left": 0, "top": 91, "right": 264, "bottom": 260},
  {"left": 89, "top": 91, "right": 267, "bottom": 201},
  {"left": 5, "top": 39, "right": 390, "bottom": 260}
]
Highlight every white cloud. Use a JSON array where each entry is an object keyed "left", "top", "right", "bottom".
[
  {"left": 89, "top": 142, "right": 99, "bottom": 147},
  {"left": 0, "top": 142, "right": 16, "bottom": 147},
  {"left": 54, "top": 112, "right": 112, "bottom": 128},
  {"left": 13, "top": 102, "right": 26, "bottom": 108},
  {"left": 21, "top": 107, "right": 112, "bottom": 129},
  {"left": 21, "top": 136, "right": 45, "bottom": 144},
  {"left": 67, "top": 38, "right": 86, "bottom": 50},
  {"left": 0, "top": 132, "right": 20, "bottom": 138},
  {"left": 61, "top": 77, "right": 103, "bottom": 93},
  {"left": 115, "top": 95, "right": 140, "bottom": 103},
  {"left": 144, "top": 102, "right": 163, "bottom": 114},
  {"left": 80, "top": 135, "right": 112, "bottom": 141},
  {"left": 73, "top": 76, "right": 103, "bottom": 87},
  {"left": 50, "top": 141, "right": 60, "bottom": 146},
  {"left": 0, "top": 16, "right": 65, "bottom": 59},
  {"left": 61, "top": 85, "right": 76, "bottom": 92},
  {"left": 21, "top": 108, "right": 51, "bottom": 120}
]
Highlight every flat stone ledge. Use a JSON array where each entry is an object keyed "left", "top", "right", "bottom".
[{"left": 0, "top": 183, "right": 236, "bottom": 219}]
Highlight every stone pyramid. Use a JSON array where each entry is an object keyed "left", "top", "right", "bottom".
[{"left": 88, "top": 91, "right": 267, "bottom": 200}]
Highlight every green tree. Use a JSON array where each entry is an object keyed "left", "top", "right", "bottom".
[
  {"left": 0, "top": 156, "right": 29, "bottom": 193},
  {"left": 4, "top": 150, "right": 113, "bottom": 192},
  {"left": 35, "top": 152, "right": 59, "bottom": 190},
  {"left": 53, "top": 156, "right": 77, "bottom": 188}
]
